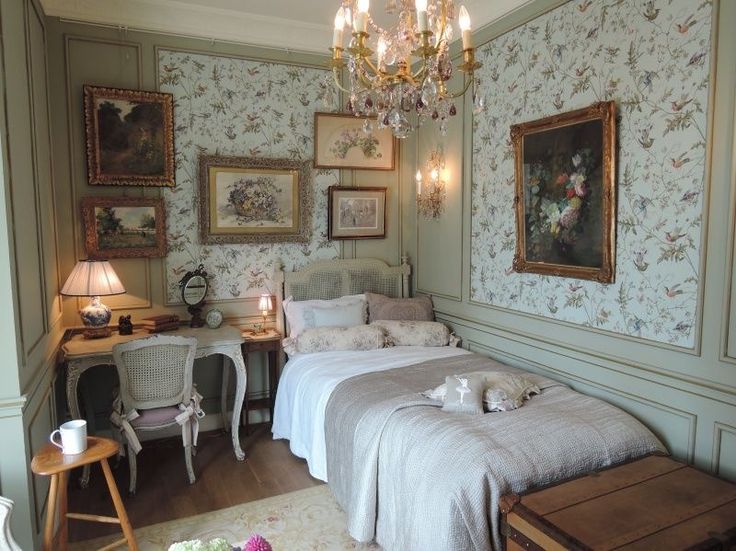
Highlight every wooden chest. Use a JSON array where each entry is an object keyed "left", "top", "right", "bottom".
[{"left": 500, "top": 455, "right": 736, "bottom": 550}]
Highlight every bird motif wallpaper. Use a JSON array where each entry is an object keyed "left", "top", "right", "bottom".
[
  {"left": 470, "top": 0, "right": 711, "bottom": 347},
  {"left": 158, "top": 50, "right": 340, "bottom": 302}
]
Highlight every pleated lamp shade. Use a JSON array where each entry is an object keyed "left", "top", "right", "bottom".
[{"left": 61, "top": 260, "right": 126, "bottom": 297}]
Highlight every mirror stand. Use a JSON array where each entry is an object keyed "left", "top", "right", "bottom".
[{"left": 188, "top": 304, "right": 205, "bottom": 328}]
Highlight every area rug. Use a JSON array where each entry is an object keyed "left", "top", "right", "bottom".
[{"left": 69, "top": 485, "right": 380, "bottom": 550}]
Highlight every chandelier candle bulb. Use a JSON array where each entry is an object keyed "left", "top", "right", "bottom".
[
  {"left": 333, "top": 7, "right": 345, "bottom": 48},
  {"left": 355, "top": 0, "right": 369, "bottom": 33},
  {"left": 377, "top": 36, "right": 387, "bottom": 66},
  {"left": 415, "top": 0, "right": 429, "bottom": 32},
  {"left": 459, "top": 5, "right": 472, "bottom": 49},
  {"left": 416, "top": 169, "right": 422, "bottom": 194}
]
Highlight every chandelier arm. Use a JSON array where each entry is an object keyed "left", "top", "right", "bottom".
[
  {"left": 332, "top": 67, "right": 353, "bottom": 94},
  {"left": 444, "top": 73, "right": 475, "bottom": 99}
]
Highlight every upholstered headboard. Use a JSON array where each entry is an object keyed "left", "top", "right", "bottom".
[{"left": 273, "top": 257, "right": 411, "bottom": 336}]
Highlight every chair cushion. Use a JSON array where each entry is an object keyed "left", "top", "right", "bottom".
[{"left": 130, "top": 406, "right": 181, "bottom": 428}]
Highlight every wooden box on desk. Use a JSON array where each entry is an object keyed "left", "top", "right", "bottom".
[{"left": 500, "top": 454, "right": 736, "bottom": 551}]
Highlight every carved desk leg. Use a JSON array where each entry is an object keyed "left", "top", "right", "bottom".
[
  {"left": 227, "top": 345, "right": 247, "bottom": 461},
  {"left": 220, "top": 356, "right": 231, "bottom": 432}
]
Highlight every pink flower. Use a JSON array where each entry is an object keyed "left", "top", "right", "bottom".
[
  {"left": 566, "top": 188, "right": 576, "bottom": 199},
  {"left": 556, "top": 172, "right": 568, "bottom": 185},
  {"left": 559, "top": 205, "right": 580, "bottom": 228},
  {"left": 244, "top": 534, "right": 272, "bottom": 551}
]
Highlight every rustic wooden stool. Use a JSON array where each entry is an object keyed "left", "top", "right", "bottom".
[{"left": 31, "top": 436, "right": 138, "bottom": 551}]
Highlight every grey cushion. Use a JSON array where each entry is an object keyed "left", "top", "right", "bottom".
[
  {"left": 366, "top": 292, "right": 434, "bottom": 322},
  {"left": 441, "top": 374, "right": 484, "bottom": 415}
]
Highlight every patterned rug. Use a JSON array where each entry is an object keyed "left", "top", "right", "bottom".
[{"left": 70, "top": 485, "right": 380, "bottom": 550}]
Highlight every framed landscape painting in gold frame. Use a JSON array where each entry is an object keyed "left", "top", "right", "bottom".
[
  {"left": 83, "top": 85, "right": 175, "bottom": 187},
  {"left": 198, "top": 155, "right": 312, "bottom": 244},
  {"left": 314, "top": 112, "right": 395, "bottom": 170},
  {"left": 511, "top": 101, "right": 616, "bottom": 283}
]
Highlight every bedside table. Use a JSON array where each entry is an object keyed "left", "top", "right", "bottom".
[{"left": 241, "top": 330, "right": 282, "bottom": 435}]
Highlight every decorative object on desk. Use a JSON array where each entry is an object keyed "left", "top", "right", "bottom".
[
  {"left": 60, "top": 259, "right": 126, "bottom": 338},
  {"left": 313, "top": 112, "right": 395, "bottom": 170},
  {"left": 141, "top": 314, "right": 181, "bottom": 333},
  {"left": 326, "top": 1, "right": 483, "bottom": 139},
  {"left": 81, "top": 196, "right": 167, "bottom": 259},
  {"left": 328, "top": 186, "right": 386, "bottom": 240},
  {"left": 205, "top": 308, "right": 223, "bottom": 329},
  {"left": 198, "top": 155, "right": 312, "bottom": 244},
  {"left": 257, "top": 294, "right": 273, "bottom": 334},
  {"left": 118, "top": 314, "right": 133, "bottom": 335},
  {"left": 180, "top": 264, "right": 209, "bottom": 327},
  {"left": 83, "top": 84, "right": 175, "bottom": 186},
  {"left": 416, "top": 149, "right": 447, "bottom": 219},
  {"left": 511, "top": 101, "right": 616, "bottom": 283}
]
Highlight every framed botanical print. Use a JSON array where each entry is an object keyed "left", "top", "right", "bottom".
[
  {"left": 314, "top": 112, "right": 395, "bottom": 170},
  {"left": 84, "top": 85, "right": 175, "bottom": 187},
  {"left": 328, "top": 186, "right": 387, "bottom": 240},
  {"left": 81, "top": 196, "right": 167, "bottom": 259},
  {"left": 511, "top": 101, "right": 617, "bottom": 283},
  {"left": 198, "top": 155, "right": 312, "bottom": 244}
]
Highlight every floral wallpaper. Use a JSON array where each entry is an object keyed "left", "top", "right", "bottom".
[
  {"left": 158, "top": 50, "right": 340, "bottom": 301},
  {"left": 470, "top": 0, "right": 711, "bottom": 347}
]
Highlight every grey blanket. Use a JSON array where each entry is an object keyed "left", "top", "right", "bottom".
[{"left": 325, "top": 353, "right": 665, "bottom": 551}]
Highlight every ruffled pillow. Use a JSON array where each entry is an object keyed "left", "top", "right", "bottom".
[
  {"left": 370, "top": 320, "right": 459, "bottom": 347},
  {"left": 424, "top": 371, "right": 540, "bottom": 412},
  {"left": 285, "top": 325, "right": 388, "bottom": 355}
]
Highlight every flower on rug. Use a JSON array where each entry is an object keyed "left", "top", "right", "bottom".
[{"left": 243, "top": 533, "right": 272, "bottom": 551}]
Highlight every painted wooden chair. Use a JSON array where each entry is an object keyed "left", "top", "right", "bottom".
[{"left": 111, "top": 335, "right": 204, "bottom": 494}]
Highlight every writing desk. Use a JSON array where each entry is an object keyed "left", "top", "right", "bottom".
[{"left": 62, "top": 325, "right": 247, "bottom": 486}]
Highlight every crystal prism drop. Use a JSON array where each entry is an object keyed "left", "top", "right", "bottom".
[
  {"left": 421, "top": 80, "right": 438, "bottom": 106},
  {"left": 363, "top": 118, "right": 373, "bottom": 133}
]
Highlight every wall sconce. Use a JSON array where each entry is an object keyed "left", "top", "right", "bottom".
[{"left": 416, "top": 149, "right": 447, "bottom": 219}]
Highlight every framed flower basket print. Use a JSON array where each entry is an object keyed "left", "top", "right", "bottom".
[
  {"left": 81, "top": 196, "right": 167, "bottom": 259},
  {"left": 198, "top": 155, "right": 312, "bottom": 244},
  {"left": 328, "top": 186, "right": 386, "bottom": 240},
  {"left": 314, "top": 112, "right": 395, "bottom": 171},
  {"left": 511, "top": 101, "right": 617, "bottom": 283},
  {"left": 83, "top": 85, "right": 175, "bottom": 187}
]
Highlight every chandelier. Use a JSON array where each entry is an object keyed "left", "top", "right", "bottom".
[{"left": 329, "top": 0, "right": 483, "bottom": 138}]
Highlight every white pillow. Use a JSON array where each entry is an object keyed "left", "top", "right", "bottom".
[
  {"left": 423, "top": 371, "right": 540, "bottom": 412},
  {"left": 283, "top": 294, "right": 366, "bottom": 337},
  {"left": 289, "top": 325, "right": 388, "bottom": 354},
  {"left": 312, "top": 301, "right": 365, "bottom": 328},
  {"left": 370, "top": 320, "right": 459, "bottom": 347}
]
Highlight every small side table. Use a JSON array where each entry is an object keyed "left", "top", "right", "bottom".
[{"left": 241, "top": 330, "right": 282, "bottom": 435}]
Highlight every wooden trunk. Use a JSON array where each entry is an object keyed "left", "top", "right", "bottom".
[{"left": 500, "top": 455, "right": 736, "bottom": 550}]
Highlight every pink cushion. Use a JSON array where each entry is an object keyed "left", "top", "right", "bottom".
[{"left": 130, "top": 406, "right": 180, "bottom": 428}]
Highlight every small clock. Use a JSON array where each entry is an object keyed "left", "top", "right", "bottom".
[{"left": 205, "top": 308, "right": 223, "bottom": 329}]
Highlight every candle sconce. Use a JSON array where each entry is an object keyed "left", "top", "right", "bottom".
[{"left": 416, "top": 149, "right": 447, "bottom": 219}]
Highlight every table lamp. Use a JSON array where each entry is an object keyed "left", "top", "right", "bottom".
[
  {"left": 257, "top": 294, "right": 273, "bottom": 334},
  {"left": 61, "top": 259, "right": 126, "bottom": 339}
]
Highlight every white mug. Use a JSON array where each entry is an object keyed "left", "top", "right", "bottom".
[{"left": 50, "top": 419, "right": 87, "bottom": 455}]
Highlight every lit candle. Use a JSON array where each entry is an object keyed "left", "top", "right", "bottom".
[
  {"left": 377, "top": 36, "right": 387, "bottom": 65},
  {"left": 458, "top": 5, "right": 472, "bottom": 50},
  {"left": 430, "top": 168, "right": 439, "bottom": 182},
  {"left": 415, "top": 0, "right": 428, "bottom": 32},
  {"left": 416, "top": 169, "right": 423, "bottom": 195},
  {"left": 333, "top": 7, "right": 345, "bottom": 48},
  {"left": 355, "top": 0, "right": 369, "bottom": 33},
  {"left": 344, "top": 7, "right": 352, "bottom": 29}
]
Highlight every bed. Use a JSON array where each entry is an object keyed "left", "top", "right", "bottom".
[{"left": 271, "top": 258, "right": 665, "bottom": 551}]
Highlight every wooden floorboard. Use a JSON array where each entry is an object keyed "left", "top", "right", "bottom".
[{"left": 66, "top": 425, "right": 322, "bottom": 542}]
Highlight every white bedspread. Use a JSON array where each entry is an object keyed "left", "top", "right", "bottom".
[{"left": 272, "top": 346, "right": 472, "bottom": 481}]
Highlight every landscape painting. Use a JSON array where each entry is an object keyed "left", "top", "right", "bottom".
[
  {"left": 328, "top": 186, "right": 386, "bottom": 240},
  {"left": 314, "top": 113, "right": 395, "bottom": 170},
  {"left": 511, "top": 101, "right": 616, "bottom": 283},
  {"left": 84, "top": 85, "right": 175, "bottom": 186},
  {"left": 82, "top": 197, "right": 167, "bottom": 258}
]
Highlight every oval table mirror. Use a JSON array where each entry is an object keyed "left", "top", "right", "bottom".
[{"left": 179, "top": 265, "right": 209, "bottom": 327}]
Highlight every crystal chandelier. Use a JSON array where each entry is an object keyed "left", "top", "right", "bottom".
[{"left": 329, "top": 0, "right": 483, "bottom": 138}]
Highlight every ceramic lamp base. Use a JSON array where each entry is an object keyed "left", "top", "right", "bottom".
[
  {"left": 83, "top": 326, "right": 112, "bottom": 339},
  {"left": 79, "top": 295, "right": 113, "bottom": 339}
]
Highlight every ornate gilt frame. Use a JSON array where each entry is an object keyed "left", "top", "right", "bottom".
[
  {"left": 83, "top": 85, "right": 175, "bottom": 187},
  {"left": 198, "top": 155, "right": 313, "bottom": 244},
  {"left": 511, "top": 101, "right": 617, "bottom": 283}
]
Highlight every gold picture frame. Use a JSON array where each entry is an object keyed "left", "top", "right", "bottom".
[
  {"left": 328, "top": 186, "right": 387, "bottom": 240},
  {"left": 198, "top": 155, "right": 312, "bottom": 244},
  {"left": 511, "top": 101, "right": 616, "bottom": 283},
  {"left": 314, "top": 112, "right": 396, "bottom": 171},
  {"left": 81, "top": 196, "right": 167, "bottom": 259},
  {"left": 83, "top": 85, "right": 175, "bottom": 187}
]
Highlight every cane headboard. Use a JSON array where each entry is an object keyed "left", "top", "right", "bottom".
[{"left": 274, "top": 257, "right": 411, "bottom": 335}]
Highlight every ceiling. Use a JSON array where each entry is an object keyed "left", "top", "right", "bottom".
[{"left": 40, "top": 0, "right": 534, "bottom": 54}]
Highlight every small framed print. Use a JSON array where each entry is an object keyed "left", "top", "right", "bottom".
[
  {"left": 198, "top": 155, "right": 312, "bottom": 244},
  {"left": 81, "top": 196, "right": 167, "bottom": 259},
  {"left": 314, "top": 112, "right": 395, "bottom": 170},
  {"left": 83, "top": 85, "right": 175, "bottom": 187},
  {"left": 328, "top": 186, "right": 386, "bottom": 240}
]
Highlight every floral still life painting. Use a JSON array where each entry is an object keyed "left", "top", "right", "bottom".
[
  {"left": 198, "top": 155, "right": 313, "bottom": 244},
  {"left": 81, "top": 196, "right": 167, "bottom": 259},
  {"left": 314, "top": 112, "right": 395, "bottom": 170},
  {"left": 512, "top": 101, "right": 616, "bottom": 283},
  {"left": 83, "top": 85, "right": 175, "bottom": 186},
  {"left": 328, "top": 186, "right": 386, "bottom": 239}
]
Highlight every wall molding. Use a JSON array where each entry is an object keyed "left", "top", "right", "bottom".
[{"left": 711, "top": 421, "right": 736, "bottom": 476}]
